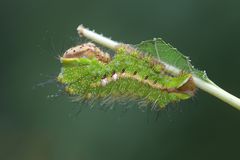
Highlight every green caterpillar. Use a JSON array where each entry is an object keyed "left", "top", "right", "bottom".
[{"left": 57, "top": 42, "right": 195, "bottom": 109}]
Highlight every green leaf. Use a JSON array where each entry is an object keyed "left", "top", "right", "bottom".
[{"left": 136, "top": 38, "right": 210, "bottom": 82}]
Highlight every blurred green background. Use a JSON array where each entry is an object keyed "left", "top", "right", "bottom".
[{"left": 1, "top": 0, "right": 240, "bottom": 159}]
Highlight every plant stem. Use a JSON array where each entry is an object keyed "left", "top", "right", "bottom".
[
  {"left": 193, "top": 77, "right": 240, "bottom": 110},
  {"left": 77, "top": 25, "right": 240, "bottom": 110}
]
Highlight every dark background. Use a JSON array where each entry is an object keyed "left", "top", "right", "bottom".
[{"left": 1, "top": 0, "right": 240, "bottom": 160}]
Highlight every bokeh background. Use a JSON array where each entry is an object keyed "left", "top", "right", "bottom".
[{"left": 1, "top": 0, "right": 240, "bottom": 160}]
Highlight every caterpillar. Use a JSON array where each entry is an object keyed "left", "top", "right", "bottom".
[{"left": 57, "top": 43, "right": 196, "bottom": 109}]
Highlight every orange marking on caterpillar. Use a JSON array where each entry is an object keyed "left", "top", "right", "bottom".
[{"left": 92, "top": 72, "right": 196, "bottom": 95}]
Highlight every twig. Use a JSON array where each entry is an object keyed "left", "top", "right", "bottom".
[{"left": 77, "top": 25, "right": 240, "bottom": 110}]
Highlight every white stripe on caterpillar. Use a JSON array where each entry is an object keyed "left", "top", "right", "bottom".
[
  {"left": 101, "top": 78, "right": 108, "bottom": 86},
  {"left": 112, "top": 73, "right": 118, "bottom": 81}
]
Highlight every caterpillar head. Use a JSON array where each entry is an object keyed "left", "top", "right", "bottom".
[{"left": 62, "top": 42, "right": 111, "bottom": 63}]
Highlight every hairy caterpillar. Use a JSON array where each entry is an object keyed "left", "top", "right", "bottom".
[{"left": 57, "top": 43, "right": 196, "bottom": 109}]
